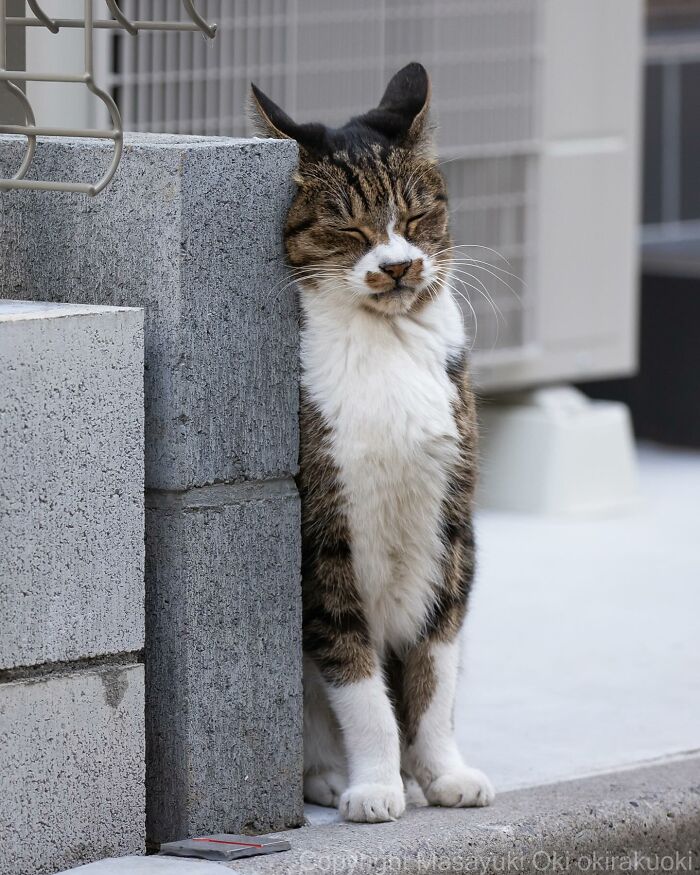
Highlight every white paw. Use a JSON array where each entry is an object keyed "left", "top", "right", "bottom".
[
  {"left": 304, "top": 770, "right": 347, "bottom": 807},
  {"left": 425, "top": 768, "right": 495, "bottom": 808},
  {"left": 339, "top": 782, "right": 406, "bottom": 823}
]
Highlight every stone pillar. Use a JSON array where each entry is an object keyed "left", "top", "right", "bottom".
[
  {"left": 0, "top": 134, "right": 303, "bottom": 846},
  {"left": 0, "top": 300, "right": 145, "bottom": 875}
]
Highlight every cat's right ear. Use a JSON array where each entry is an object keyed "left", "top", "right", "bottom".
[
  {"left": 250, "top": 84, "right": 327, "bottom": 156},
  {"left": 250, "top": 84, "right": 299, "bottom": 140}
]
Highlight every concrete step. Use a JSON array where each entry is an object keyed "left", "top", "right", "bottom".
[{"left": 231, "top": 757, "right": 700, "bottom": 875}]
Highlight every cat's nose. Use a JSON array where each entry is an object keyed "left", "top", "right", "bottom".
[{"left": 379, "top": 260, "right": 412, "bottom": 281}]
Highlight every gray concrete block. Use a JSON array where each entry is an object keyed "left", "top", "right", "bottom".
[
  {"left": 0, "top": 301, "right": 144, "bottom": 669},
  {"left": 0, "top": 663, "right": 145, "bottom": 875},
  {"left": 0, "top": 134, "right": 299, "bottom": 491},
  {"left": 145, "top": 480, "right": 303, "bottom": 844}
]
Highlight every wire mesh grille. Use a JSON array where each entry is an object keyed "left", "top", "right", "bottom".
[
  {"left": 441, "top": 155, "right": 532, "bottom": 353},
  {"left": 104, "top": 0, "right": 540, "bottom": 355}
]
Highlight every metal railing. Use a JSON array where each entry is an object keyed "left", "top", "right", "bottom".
[{"left": 0, "top": 0, "right": 217, "bottom": 194}]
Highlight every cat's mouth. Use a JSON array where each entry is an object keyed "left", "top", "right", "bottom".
[{"left": 370, "top": 283, "right": 415, "bottom": 300}]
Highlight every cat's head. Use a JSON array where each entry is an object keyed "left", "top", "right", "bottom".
[{"left": 251, "top": 63, "right": 451, "bottom": 316}]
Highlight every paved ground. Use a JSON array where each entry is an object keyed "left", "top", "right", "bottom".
[{"left": 459, "top": 441, "right": 700, "bottom": 791}]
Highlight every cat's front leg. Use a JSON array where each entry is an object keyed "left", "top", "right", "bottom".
[
  {"left": 303, "top": 527, "right": 405, "bottom": 821},
  {"left": 401, "top": 637, "right": 494, "bottom": 808},
  {"left": 325, "top": 669, "right": 405, "bottom": 822}
]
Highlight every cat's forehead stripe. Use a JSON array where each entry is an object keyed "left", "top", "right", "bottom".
[{"left": 324, "top": 151, "right": 408, "bottom": 211}]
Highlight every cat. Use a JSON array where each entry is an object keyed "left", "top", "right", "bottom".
[{"left": 251, "top": 62, "right": 494, "bottom": 823}]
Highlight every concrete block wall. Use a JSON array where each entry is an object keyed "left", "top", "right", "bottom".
[
  {"left": 0, "top": 134, "right": 304, "bottom": 846},
  {"left": 0, "top": 301, "right": 145, "bottom": 875}
]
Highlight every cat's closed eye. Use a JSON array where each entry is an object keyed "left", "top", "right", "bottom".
[
  {"left": 405, "top": 212, "right": 428, "bottom": 237},
  {"left": 338, "top": 227, "right": 371, "bottom": 245}
]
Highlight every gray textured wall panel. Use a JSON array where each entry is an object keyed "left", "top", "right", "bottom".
[
  {"left": 0, "top": 134, "right": 299, "bottom": 491},
  {"left": 0, "top": 664, "right": 145, "bottom": 875},
  {"left": 0, "top": 301, "right": 144, "bottom": 669},
  {"left": 145, "top": 482, "right": 303, "bottom": 843}
]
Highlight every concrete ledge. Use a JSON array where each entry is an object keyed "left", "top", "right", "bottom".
[{"left": 231, "top": 757, "right": 700, "bottom": 874}]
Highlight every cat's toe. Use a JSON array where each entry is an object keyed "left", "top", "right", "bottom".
[
  {"left": 339, "top": 783, "right": 406, "bottom": 823},
  {"left": 304, "top": 770, "right": 347, "bottom": 807},
  {"left": 425, "top": 768, "right": 495, "bottom": 808}
]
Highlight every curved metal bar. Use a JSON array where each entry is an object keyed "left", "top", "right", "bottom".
[
  {"left": 105, "top": 0, "right": 137, "bottom": 36},
  {"left": 84, "top": 79, "right": 123, "bottom": 196},
  {"left": 5, "top": 82, "right": 37, "bottom": 179},
  {"left": 80, "top": 0, "right": 122, "bottom": 196},
  {"left": 182, "top": 0, "right": 217, "bottom": 39},
  {"left": 0, "top": 80, "right": 37, "bottom": 180},
  {"left": 0, "top": 123, "right": 116, "bottom": 137},
  {"left": 8, "top": 17, "right": 215, "bottom": 32},
  {"left": 26, "top": 0, "right": 59, "bottom": 33},
  {"left": 0, "top": 179, "right": 94, "bottom": 192}
]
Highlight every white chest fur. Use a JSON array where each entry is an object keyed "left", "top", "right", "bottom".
[{"left": 301, "top": 285, "right": 466, "bottom": 651}]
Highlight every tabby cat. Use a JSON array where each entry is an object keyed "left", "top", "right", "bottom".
[{"left": 251, "top": 63, "right": 494, "bottom": 823}]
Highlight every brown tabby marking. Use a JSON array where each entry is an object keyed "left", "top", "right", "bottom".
[{"left": 298, "top": 392, "right": 375, "bottom": 686}]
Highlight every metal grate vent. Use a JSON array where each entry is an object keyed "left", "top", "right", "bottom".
[
  {"left": 102, "top": 0, "right": 540, "bottom": 355},
  {"left": 441, "top": 155, "right": 533, "bottom": 354}
]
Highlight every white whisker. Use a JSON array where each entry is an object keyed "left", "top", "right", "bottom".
[
  {"left": 451, "top": 260, "right": 523, "bottom": 303},
  {"left": 435, "top": 242, "right": 512, "bottom": 264},
  {"left": 449, "top": 267, "right": 507, "bottom": 320}
]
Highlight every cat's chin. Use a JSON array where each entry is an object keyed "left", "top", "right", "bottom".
[{"left": 361, "top": 287, "right": 422, "bottom": 316}]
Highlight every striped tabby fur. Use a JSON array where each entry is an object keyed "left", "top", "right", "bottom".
[{"left": 251, "top": 63, "right": 493, "bottom": 823}]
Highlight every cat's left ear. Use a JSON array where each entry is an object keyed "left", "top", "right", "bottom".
[{"left": 360, "top": 62, "right": 433, "bottom": 151}]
